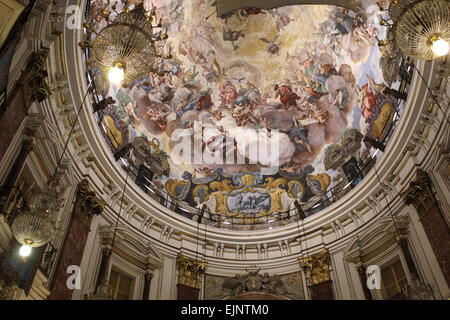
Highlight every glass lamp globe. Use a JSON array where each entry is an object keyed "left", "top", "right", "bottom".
[
  {"left": 11, "top": 184, "right": 60, "bottom": 252},
  {"left": 108, "top": 63, "right": 125, "bottom": 84},
  {"left": 431, "top": 38, "right": 450, "bottom": 57},
  {"left": 19, "top": 244, "right": 32, "bottom": 257}
]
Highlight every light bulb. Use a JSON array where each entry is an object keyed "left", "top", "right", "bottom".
[
  {"left": 431, "top": 38, "right": 449, "bottom": 57},
  {"left": 108, "top": 64, "right": 125, "bottom": 84},
  {"left": 19, "top": 244, "right": 32, "bottom": 257}
]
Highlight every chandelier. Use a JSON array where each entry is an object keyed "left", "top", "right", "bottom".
[
  {"left": 383, "top": 0, "right": 450, "bottom": 60},
  {"left": 82, "top": 2, "right": 169, "bottom": 85},
  {"left": 11, "top": 183, "right": 61, "bottom": 257}
]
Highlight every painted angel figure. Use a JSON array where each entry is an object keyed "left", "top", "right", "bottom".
[
  {"left": 356, "top": 76, "right": 384, "bottom": 121},
  {"left": 259, "top": 35, "right": 281, "bottom": 55}
]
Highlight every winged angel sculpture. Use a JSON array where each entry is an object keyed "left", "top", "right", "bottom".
[{"left": 223, "top": 269, "right": 284, "bottom": 297}]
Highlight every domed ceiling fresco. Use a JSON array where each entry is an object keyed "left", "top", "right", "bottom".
[{"left": 86, "top": 0, "right": 405, "bottom": 230}]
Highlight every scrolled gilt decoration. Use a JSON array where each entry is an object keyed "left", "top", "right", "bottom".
[
  {"left": 298, "top": 249, "right": 332, "bottom": 286},
  {"left": 403, "top": 170, "right": 437, "bottom": 217},
  {"left": 176, "top": 254, "right": 206, "bottom": 289},
  {"left": 19, "top": 51, "right": 52, "bottom": 104},
  {"left": 76, "top": 180, "right": 106, "bottom": 219}
]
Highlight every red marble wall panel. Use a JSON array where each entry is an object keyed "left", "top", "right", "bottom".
[
  {"left": 48, "top": 216, "right": 90, "bottom": 300},
  {"left": 309, "top": 280, "right": 335, "bottom": 300},
  {"left": 420, "top": 203, "right": 450, "bottom": 287},
  {"left": 177, "top": 284, "right": 200, "bottom": 300},
  {"left": 0, "top": 86, "right": 28, "bottom": 163}
]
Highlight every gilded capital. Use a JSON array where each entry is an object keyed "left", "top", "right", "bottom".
[
  {"left": 403, "top": 170, "right": 437, "bottom": 216},
  {"left": 177, "top": 254, "right": 206, "bottom": 289},
  {"left": 298, "top": 249, "right": 331, "bottom": 286},
  {"left": 75, "top": 180, "right": 106, "bottom": 221}
]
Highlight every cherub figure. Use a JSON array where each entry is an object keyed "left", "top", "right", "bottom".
[
  {"left": 125, "top": 101, "right": 141, "bottom": 124},
  {"left": 259, "top": 35, "right": 281, "bottom": 55},
  {"left": 223, "top": 27, "right": 245, "bottom": 50},
  {"left": 356, "top": 77, "right": 383, "bottom": 121}
]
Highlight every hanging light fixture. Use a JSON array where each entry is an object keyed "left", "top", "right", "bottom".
[
  {"left": 10, "top": 69, "right": 96, "bottom": 257},
  {"left": 82, "top": 2, "right": 170, "bottom": 85},
  {"left": 381, "top": 0, "right": 450, "bottom": 60},
  {"left": 12, "top": 183, "right": 61, "bottom": 257},
  {"left": 108, "top": 62, "right": 126, "bottom": 84}
]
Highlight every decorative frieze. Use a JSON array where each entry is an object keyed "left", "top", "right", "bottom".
[
  {"left": 256, "top": 243, "right": 269, "bottom": 259},
  {"left": 141, "top": 215, "right": 155, "bottom": 233}
]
